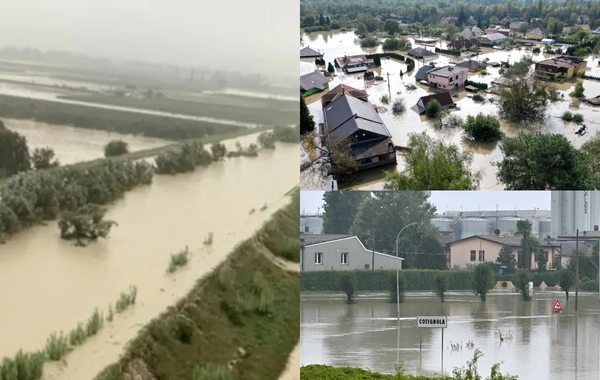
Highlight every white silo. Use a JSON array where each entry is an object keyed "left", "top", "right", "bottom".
[
  {"left": 497, "top": 217, "right": 527, "bottom": 235},
  {"left": 301, "top": 216, "right": 323, "bottom": 234},
  {"left": 459, "top": 218, "right": 494, "bottom": 239},
  {"left": 432, "top": 217, "right": 454, "bottom": 233},
  {"left": 551, "top": 191, "right": 600, "bottom": 236}
]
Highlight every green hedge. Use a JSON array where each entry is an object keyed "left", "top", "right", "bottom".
[
  {"left": 301, "top": 270, "right": 562, "bottom": 292},
  {"left": 580, "top": 278, "right": 599, "bottom": 291},
  {"left": 435, "top": 47, "right": 461, "bottom": 56},
  {"left": 465, "top": 80, "right": 489, "bottom": 90},
  {"left": 582, "top": 74, "right": 600, "bottom": 81}
]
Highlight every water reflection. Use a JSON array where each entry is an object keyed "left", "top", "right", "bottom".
[{"left": 301, "top": 291, "right": 599, "bottom": 379}]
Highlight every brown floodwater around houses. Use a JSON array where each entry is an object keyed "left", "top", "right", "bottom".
[{"left": 0, "top": 143, "right": 297, "bottom": 379}]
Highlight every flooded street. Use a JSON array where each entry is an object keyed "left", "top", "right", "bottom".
[
  {"left": 301, "top": 291, "right": 600, "bottom": 379},
  {"left": 302, "top": 31, "right": 600, "bottom": 190},
  {"left": 0, "top": 143, "right": 297, "bottom": 379}
]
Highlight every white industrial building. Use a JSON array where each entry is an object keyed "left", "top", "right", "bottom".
[{"left": 300, "top": 214, "right": 323, "bottom": 234}]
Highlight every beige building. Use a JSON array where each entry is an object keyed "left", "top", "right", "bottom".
[
  {"left": 447, "top": 235, "right": 559, "bottom": 270},
  {"left": 300, "top": 234, "right": 403, "bottom": 272}
]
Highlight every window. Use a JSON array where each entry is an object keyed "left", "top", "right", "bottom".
[
  {"left": 341, "top": 252, "right": 349, "bottom": 265},
  {"left": 470, "top": 250, "right": 476, "bottom": 261},
  {"left": 315, "top": 252, "right": 323, "bottom": 265},
  {"left": 442, "top": 232, "right": 451, "bottom": 236},
  {"left": 364, "top": 264, "right": 370, "bottom": 269},
  {"left": 479, "top": 250, "right": 485, "bottom": 262},
  {"left": 304, "top": 226, "right": 309, "bottom": 233}
]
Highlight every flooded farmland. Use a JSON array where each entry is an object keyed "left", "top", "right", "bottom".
[
  {"left": 300, "top": 290, "right": 600, "bottom": 380},
  {"left": 0, "top": 143, "right": 297, "bottom": 379},
  {"left": 301, "top": 31, "right": 600, "bottom": 190}
]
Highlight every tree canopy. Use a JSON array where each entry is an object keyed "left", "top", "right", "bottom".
[{"left": 0, "top": 123, "right": 30, "bottom": 177}]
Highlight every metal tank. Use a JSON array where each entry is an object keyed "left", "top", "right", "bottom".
[
  {"left": 300, "top": 216, "right": 323, "bottom": 235},
  {"left": 432, "top": 217, "right": 454, "bottom": 233},
  {"left": 497, "top": 217, "right": 527, "bottom": 236},
  {"left": 551, "top": 191, "right": 600, "bottom": 236},
  {"left": 538, "top": 218, "right": 551, "bottom": 240},
  {"left": 458, "top": 218, "right": 494, "bottom": 240}
]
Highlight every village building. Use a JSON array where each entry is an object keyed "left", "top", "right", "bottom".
[
  {"left": 534, "top": 56, "right": 587, "bottom": 80},
  {"left": 300, "top": 70, "right": 329, "bottom": 96},
  {"left": 485, "top": 25, "right": 501, "bottom": 34},
  {"left": 479, "top": 33, "right": 508, "bottom": 46},
  {"left": 448, "top": 38, "right": 481, "bottom": 51},
  {"left": 440, "top": 17, "right": 458, "bottom": 24},
  {"left": 509, "top": 21, "right": 529, "bottom": 32},
  {"left": 414, "top": 92, "right": 456, "bottom": 114},
  {"left": 525, "top": 26, "right": 550, "bottom": 38},
  {"left": 455, "top": 60, "right": 487, "bottom": 72},
  {"left": 407, "top": 47, "right": 439, "bottom": 59},
  {"left": 460, "top": 27, "right": 484, "bottom": 39},
  {"left": 300, "top": 234, "right": 403, "bottom": 272},
  {"left": 334, "top": 54, "right": 369, "bottom": 73},
  {"left": 497, "top": 28, "right": 511, "bottom": 37},
  {"left": 447, "top": 235, "right": 559, "bottom": 270},
  {"left": 500, "top": 16, "right": 511, "bottom": 24},
  {"left": 426, "top": 65, "right": 469, "bottom": 89},
  {"left": 322, "top": 86, "right": 396, "bottom": 171},
  {"left": 300, "top": 46, "right": 323, "bottom": 58},
  {"left": 321, "top": 84, "right": 368, "bottom": 108},
  {"left": 578, "top": 15, "right": 590, "bottom": 24},
  {"left": 415, "top": 65, "right": 434, "bottom": 82}
]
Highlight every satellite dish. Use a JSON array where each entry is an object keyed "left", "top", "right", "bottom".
[{"left": 494, "top": 229, "right": 501, "bottom": 236}]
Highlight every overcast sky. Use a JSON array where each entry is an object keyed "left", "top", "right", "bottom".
[
  {"left": 3, "top": 0, "right": 296, "bottom": 81},
  {"left": 300, "top": 191, "right": 552, "bottom": 214}
]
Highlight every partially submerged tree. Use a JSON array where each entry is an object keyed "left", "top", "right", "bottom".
[
  {"left": 571, "top": 81, "right": 585, "bottom": 98},
  {"left": 339, "top": 272, "right": 357, "bottom": 304},
  {"left": 498, "top": 75, "right": 551, "bottom": 121},
  {"left": 210, "top": 143, "right": 227, "bottom": 160},
  {"left": 514, "top": 270, "right": 532, "bottom": 301},
  {"left": 433, "top": 272, "right": 448, "bottom": 302},
  {"left": 471, "top": 262, "right": 495, "bottom": 302},
  {"left": 384, "top": 132, "right": 481, "bottom": 190},
  {"left": 559, "top": 268, "right": 575, "bottom": 300},
  {"left": 426, "top": 99, "right": 442, "bottom": 118},
  {"left": 103, "top": 140, "right": 129, "bottom": 157},
  {"left": 58, "top": 204, "right": 118, "bottom": 246},
  {"left": 462, "top": 113, "right": 504, "bottom": 142},
  {"left": 31, "top": 147, "right": 60, "bottom": 170},
  {"left": 0, "top": 125, "right": 30, "bottom": 177},
  {"left": 387, "top": 272, "right": 406, "bottom": 303},
  {"left": 495, "top": 245, "right": 517, "bottom": 274},
  {"left": 495, "top": 133, "right": 598, "bottom": 190}
]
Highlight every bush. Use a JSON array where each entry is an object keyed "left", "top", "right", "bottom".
[
  {"left": 69, "top": 323, "right": 87, "bottom": 346},
  {"left": 45, "top": 332, "right": 70, "bottom": 360},
  {"left": 86, "top": 308, "right": 104, "bottom": 336},
  {"left": 339, "top": 272, "right": 357, "bottom": 304},
  {"left": 364, "top": 71, "right": 375, "bottom": 80},
  {"left": 563, "top": 111, "right": 574, "bottom": 121},
  {"left": 425, "top": 99, "right": 442, "bottom": 118},
  {"left": 392, "top": 100, "right": 406, "bottom": 114},
  {"left": 514, "top": 270, "right": 532, "bottom": 301},
  {"left": 387, "top": 272, "right": 406, "bottom": 303},
  {"left": 573, "top": 113, "right": 584, "bottom": 123},
  {"left": 380, "top": 95, "right": 390, "bottom": 104},
  {"left": 154, "top": 141, "right": 213, "bottom": 174},
  {"left": 462, "top": 113, "right": 503, "bottom": 142},
  {"left": 571, "top": 81, "right": 585, "bottom": 98},
  {"left": 58, "top": 204, "right": 118, "bottom": 246},
  {"left": 471, "top": 263, "right": 495, "bottom": 302},
  {"left": 472, "top": 94, "right": 484, "bottom": 102},
  {"left": 433, "top": 272, "right": 448, "bottom": 302},
  {"left": 115, "top": 285, "right": 138, "bottom": 312},
  {"left": 360, "top": 37, "right": 379, "bottom": 48},
  {"left": 532, "top": 47, "right": 541, "bottom": 53},
  {"left": 168, "top": 246, "right": 191, "bottom": 273},
  {"left": 211, "top": 143, "right": 227, "bottom": 160},
  {"left": 0, "top": 350, "right": 45, "bottom": 380},
  {"left": 434, "top": 47, "right": 461, "bottom": 56},
  {"left": 103, "top": 140, "right": 129, "bottom": 157},
  {"left": 314, "top": 57, "right": 325, "bottom": 65},
  {"left": 31, "top": 147, "right": 59, "bottom": 170}
]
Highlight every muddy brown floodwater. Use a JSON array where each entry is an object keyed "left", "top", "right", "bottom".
[{"left": 0, "top": 143, "right": 297, "bottom": 379}]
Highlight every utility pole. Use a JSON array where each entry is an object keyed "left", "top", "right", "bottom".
[
  {"left": 387, "top": 72, "right": 391, "bottom": 93},
  {"left": 372, "top": 229, "right": 375, "bottom": 293},
  {"left": 576, "top": 229, "right": 579, "bottom": 312}
]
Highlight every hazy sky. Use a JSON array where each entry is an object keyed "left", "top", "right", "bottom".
[
  {"left": 300, "top": 191, "right": 552, "bottom": 214},
  {"left": 3, "top": 0, "right": 297, "bottom": 82}
]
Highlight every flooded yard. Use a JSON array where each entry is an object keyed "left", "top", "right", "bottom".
[
  {"left": 301, "top": 31, "right": 600, "bottom": 190},
  {"left": 300, "top": 290, "right": 600, "bottom": 379},
  {"left": 0, "top": 143, "right": 297, "bottom": 379}
]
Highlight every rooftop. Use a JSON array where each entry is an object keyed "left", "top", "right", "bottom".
[
  {"left": 428, "top": 65, "right": 468, "bottom": 78},
  {"left": 321, "top": 84, "right": 369, "bottom": 107},
  {"left": 300, "top": 70, "right": 329, "bottom": 91},
  {"left": 481, "top": 33, "right": 507, "bottom": 41},
  {"left": 301, "top": 234, "right": 354, "bottom": 246},
  {"left": 300, "top": 46, "right": 323, "bottom": 58},
  {"left": 450, "top": 235, "right": 560, "bottom": 247}
]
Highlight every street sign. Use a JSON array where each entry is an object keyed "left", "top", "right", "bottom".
[
  {"left": 417, "top": 316, "right": 447, "bottom": 328},
  {"left": 553, "top": 300, "right": 563, "bottom": 312},
  {"left": 498, "top": 269, "right": 504, "bottom": 275}
]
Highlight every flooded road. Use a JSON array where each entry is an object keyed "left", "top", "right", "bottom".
[
  {"left": 3, "top": 118, "right": 169, "bottom": 164},
  {"left": 0, "top": 143, "right": 297, "bottom": 377},
  {"left": 301, "top": 290, "right": 600, "bottom": 379},
  {"left": 301, "top": 31, "right": 600, "bottom": 190}
]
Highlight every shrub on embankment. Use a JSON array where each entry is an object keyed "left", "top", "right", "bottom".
[
  {"left": 256, "top": 188, "right": 299, "bottom": 262},
  {"left": 93, "top": 191, "right": 300, "bottom": 380},
  {"left": 300, "top": 269, "right": 561, "bottom": 292}
]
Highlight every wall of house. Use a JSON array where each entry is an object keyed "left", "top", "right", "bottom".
[
  {"left": 302, "top": 237, "right": 403, "bottom": 272},
  {"left": 427, "top": 68, "right": 468, "bottom": 89}
]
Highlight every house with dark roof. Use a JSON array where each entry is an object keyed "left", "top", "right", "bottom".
[
  {"left": 300, "top": 46, "right": 323, "bottom": 58},
  {"left": 509, "top": 21, "right": 529, "bottom": 32},
  {"left": 323, "top": 91, "right": 396, "bottom": 171},
  {"left": 334, "top": 54, "right": 369, "bottom": 73},
  {"left": 447, "top": 235, "right": 559, "bottom": 270},
  {"left": 300, "top": 70, "right": 329, "bottom": 96},
  {"left": 460, "top": 27, "right": 483, "bottom": 39},
  {"left": 500, "top": 16, "right": 511, "bottom": 24},
  {"left": 497, "top": 28, "right": 511, "bottom": 37},
  {"left": 455, "top": 60, "right": 487, "bottom": 72},
  {"left": 478, "top": 33, "right": 508, "bottom": 45},
  {"left": 448, "top": 38, "right": 480, "bottom": 51},
  {"left": 321, "top": 84, "right": 368, "bottom": 108},
  {"left": 534, "top": 56, "right": 587, "bottom": 80},
  {"left": 413, "top": 92, "right": 456, "bottom": 114},
  {"left": 300, "top": 234, "right": 403, "bottom": 272},
  {"left": 407, "top": 47, "right": 439, "bottom": 59},
  {"left": 415, "top": 65, "right": 434, "bottom": 81},
  {"left": 526, "top": 26, "right": 550, "bottom": 37}
]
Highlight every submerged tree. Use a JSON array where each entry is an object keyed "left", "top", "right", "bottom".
[
  {"left": 300, "top": 131, "right": 358, "bottom": 184},
  {"left": 498, "top": 75, "right": 551, "bottom": 121},
  {"left": 471, "top": 262, "right": 495, "bottom": 302},
  {"left": 339, "top": 272, "right": 357, "bottom": 304},
  {"left": 31, "top": 147, "right": 60, "bottom": 170},
  {"left": 210, "top": 143, "right": 227, "bottom": 160},
  {"left": 559, "top": 268, "right": 575, "bottom": 301},
  {"left": 0, "top": 125, "right": 30, "bottom": 177},
  {"left": 103, "top": 140, "right": 129, "bottom": 157},
  {"left": 58, "top": 204, "right": 118, "bottom": 246},
  {"left": 433, "top": 272, "right": 448, "bottom": 302},
  {"left": 514, "top": 270, "right": 532, "bottom": 301}
]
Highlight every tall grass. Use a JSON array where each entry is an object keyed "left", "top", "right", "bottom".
[
  {"left": 204, "top": 232, "right": 214, "bottom": 245},
  {"left": 69, "top": 323, "right": 87, "bottom": 346},
  {"left": 86, "top": 308, "right": 104, "bottom": 336},
  {"left": 0, "top": 350, "right": 45, "bottom": 380},
  {"left": 45, "top": 332, "right": 70, "bottom": 360},
  {"left": 192, "top": 364, "right": 237, "bottom": 380},
  {"left": 167, "top": 246, "right": 191, "bottom": 273},
  {"left": 115, "top": 285, "right": 138, "bottom": 313}
]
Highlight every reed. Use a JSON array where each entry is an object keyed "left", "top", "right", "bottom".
[
  {"left": 115, "top": 285, "right": 138, "bottom": 312},
  {"left": 45, "top": 332, "right": 70, "bottom": 360},
  {"left": 86, "top": 308, "right": 104, "bottom": 336},
  {"left": 69, "top": 323, "right": 87, "bottom": 346},
  {"left": 167, "top": 246, "right": 191, "bottom": 273}
]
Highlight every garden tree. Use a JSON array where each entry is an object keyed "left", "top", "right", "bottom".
[
  {"left": 559, "top": 268, "right": 575, "bottom": 300},
  {"left": 357, "top": 13, "right": 380, "bottom": 32},
  {"left": 58, "top": 204, "right": 118, "bottom": 247},
  {"left": 384, "top": 132, "right": 481, "bottom": 190},
  {"left": 498, "top": 76, "right": 551, "bottom": 121},
  {"left": 495, "top": 245, "right": 517, "bottom": 274},
  {"left": 518, "top": 23, "right": 528, "bottom": 34},
  {"left": 426, "top": 99, "right": 442, "bottom": 118},
  {"left": 571, "top": 81, "right": 585, "bottom": 98},
  {"left": 567, "top": 253, "right": 599, "bottom": 282},
  {"left": 300, "top": 132, "right": 358, "bottom": 182},
  {"left": 327, "top": 62, "right": 335, "bottom": 73},
  {"left": 457, "top": 10, "right": 467, "bottom": 27},
  {"left": 302, "top": 15, "right": 315, "bottom": 27},
  {"left": 490, "top": 16, "right": 500, "bottom": 25},
  {"left": 373, "top": 55, "right": 381, "bottom": 66},
  {"left": 349, "top": 192, "right": 445, "bottom": 269},
  {"left": 495, "top": 133, "right": 598, "bottom": 190},
  {"left": 104, "top": 140, "right": 129, "bottom": 157},
  {"left": 300, "top": 96, "right": 315, "bottom": 134},
  {"left": 387, "top": 272, "right": 406, "bottom": 303},
  {"left": 471, "top": 262, "right": 496, "bottom": 302},
  {"left": 514, "top": 270, "right": 532, "bottom": 301},
  {"left": 338, "top": 272, "right": 357, "bottom": 304},
  {"left": 547, "top": 17, "right": 563, "bottom": 34},
  {"left": 210, "top": 143, "right": 227, "bottom": 160},
  {"left": 384, "top": 19, "right": 400, "bottom": 35},
  {"left": 31, "top": 147, "right": 59, "bottom": 170},
  {"left": 433, "top": 272, "right": 448, "bottom": 302},
  {"left": 383, "top": 37, "right": 400, "bottom": 50},
  {"left": 355, "top": 23, "right": 368, "bottom": 37},
  {"left": 0, "top": 125, "right": 30, "bottom": 177},
  {"left": 322, "top": 191, "right": 368, "bottom": 234},
  {"left": 445, "top": 23, "right": 459, "bottom": 36},
  {"left": 462, "top": 113, "right": 504, "bottom": 142}
]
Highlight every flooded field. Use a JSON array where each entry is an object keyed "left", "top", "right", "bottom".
[
  {"left": 0, "top": 143, "right": 297, "bottom": 378},
  {"left": 3, "top": 118, "right": 169, "bottom": 164},
  {"left": 300, "top": 290, "right": 600, "bottom": 379},
  {"left": 301, "top": 31, "right": 600, "bottom": 190}
]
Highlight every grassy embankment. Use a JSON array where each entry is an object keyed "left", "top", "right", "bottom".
[
  {"left": 57, "top": 94, "right": 297, "bottom": 127},
  {"left": 93, "top": 188, "right": 300, "bottom": 380}
]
